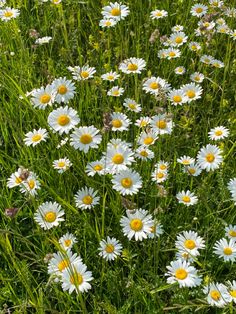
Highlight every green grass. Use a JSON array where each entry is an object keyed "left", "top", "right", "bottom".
[{"left": 1, "top": 0, "right": 236, "bottom": 313}]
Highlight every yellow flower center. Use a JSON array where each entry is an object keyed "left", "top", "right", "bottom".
[
  {"left": 111, "top": 8, "right": 121, "bottom": 16},
  {"left": 182, "top": 196, "right": 191, "bottom": 203},
  {"left": 140, "top": 120, "right": 148, "bottom": 127},
  {"left": 175, "top": 37, "right": 183, "bottom": 44},
  {"left": 58, "top": 259, "right": 69, "bottom": 272},
  {"left": 143, "top": 137, "right": 154, "bottom": 145},
  {"left": 172, "top": 95, "right": 182, "bottom": 103},
  {"left": 82, "top": 195, "right": 93, "bottom": 205},
  {"left": 112, "top": 119, "right": 122, "bottom": 128},
  {"left": 15, "top": 177, "right": 23, "bottom": 184},
  {"left": 191, "top": 45, "right": 197, "bottom": 51},
  {"left": 70, "top": 272, "right": 83, "bottom": 285},
  {"left": 156, "top": 120, "right": 167, "bottom": 129},
  {"left": 44, "top": 211, "right": 56, "bottom": 223},
  {"left": 105, "top": 21, "right": 112, "bottom": 26},
  {"left": 128, "top": 103, "right": 136, "bottom": 110},
  {"left": 112, "top": 153, "right": 124, "bottom": 164},
  {"left": 127, "top": 63, "right": 138, "bottom": 71},
  {"left": 215, "top": 130, "right": 223, "bottom": 136},
  {"left": 223, "top": 247, "right": 233, "bottom": 255},
  {"left": 182, "top": 252, "right": 190, "bottom": 259},
  {"left": 58, "top": 161, "right": 65, "bottom": 168},
  {"left": 121, "top": 177, "right": 133, "bottom": 188},
  {"left": 175, "top": 268, "right": 188, "bottom": 280},
  {"left": 107, "top": 75, "right": 114, "bottom": 80},
  {"left": 40, "top": 94, "right": 51, "bottom": 104},
  {"left": 159, "top": 164, "right": 167, "bottom": 170},
  {"left": 32, "top": 134, "right": 42, "bottom": 142},
  {"left": 230, "top": 290, "right": 236, "bottom": 298},
  {"left": 130, "top": 219, "right": 143, "bottom": 231},
  {"left": 150, "top": 225, "right": 156, "bottom": 233},
  {"left": 169, "top": 51, "right": 176, "bottom": 57},
  {"left": 4, "top": 11, "right": 13, "bottom": 17},
  {"left": 149, "top": 82, "right": 159, "bottom": 90},
  {"left": 205, "top": 153, "right": 215, "bottom": 163},
  {"left": 112, "top": 90, "right": 120, "bottom": 96},
  {"left": 28, "top": 179, "right": 35, "bottom": 190},
  {"left": 64, "top": 239, "right": 72, "bottom": 247},
  {"left": 156, "top": 172, "right": 164, "bottom": 179},
  {"left": 93, "top": 164, "right": 103, "bottom": 171},
  {"left": 81, "top": 71, "right": 89, "bottom": 78},
  {"left": 105, "top": 244, "right": 115, "bottom": 253},
  {"left": 140, "top": 150, "right": 148, "bottom": 157},
  {"left": 57, "top": 85, "right": 68, "bottom": 95},
  {"left": 155, "top": 12, "right": 162, "bottom": 17},
  {"left": 57, "top": 115, "right": 70, "bottom": 126},
  {"left": 186, "top": 90, "right": 196, "bottom": 98},
  {"left": 194, "top": 76, "right": 200, "bottom": 81},
  {"left": 196, "top": 7, "right": 203, "bottom": 13},
  {"left": 184, "top": 239, "right": 196, "bottom": 249},
  {"left": 182, "top": 160, "right": 190, "bottom": 165},
  {"left": 229, "top": 230, "right": 236, "bottom": 237},
  {"left": 188, "top": 168, "right": 196, "bottom": 175},
  {"left": 210, "top": 290, "right": 221, "bottom": 301},
  {"left": 80, "top": 134, "right": 92, "bottom": 144}
]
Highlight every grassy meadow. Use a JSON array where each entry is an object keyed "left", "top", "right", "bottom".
[{"left": 0, "top": 0, "right": 236, "bottom": 313}]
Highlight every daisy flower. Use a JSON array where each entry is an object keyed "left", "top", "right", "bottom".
[
  {"left": 0, "top": 7, "right": 20, "bottom": 21},
  {"left": 51, "top": 77, "right": 76, "bottom": 104},
  {"left": 110, "top": 112, "right": 131, "bottom": 131},
  {"left": 48, "top": 250, "right": 82, "bottom": 280},
  {"left": 101, "top": 71, "right": 120, "bottom": 82},
  {"left": 213, "top": 238, "right": 236, "bottom": 262},
  {"left": 188, "top": 41, "right": 201, "bottom": 52},
  {"left": 59, "top": 233, "right": 77, "bottom": 251},
  {"left": 227, "top": 178, "right": 236, "bottom": 204},
  {"left": 230, "top": 30, "right": 236, "bottom": 40},
  {"left": 190, "top": 4, "right": 208, "bottom": 17},
  {"left": 225, "top": 224, "right": 236, "bottom": 240},
  {"left": 137, "top": 130, "right": 158, "bottom": 146},
  {"left": 7, "top": 168, "right": 25, "bottom": 189},
  {"left": 35, "top": 36, "right": 52, "bottom": 44},
  {"left": 120, "top": 209, "right": 153, "bottom": 241},
  {"left": 227, "top": 281, "right": 236, "bottom": 303},
  {"left": 61, "top": 261, "right": 93, "bottom": 294},
  {"left": 151, "top": 169, "right": 168, "bottom": 183},
  {"left": 169, "top": 32, "right": 188, "bottom": 47},
  {"left": 24, "top": 128, "right": 48, "bottom": 147},
  {"left": 20, "top": 173, "right": 41, "bottom": 196},
  {"left": 70, "top": 126, "right": 102, "bottom": 153},
  {"left": 148, "top": 222, "right": 164, "bottom": 239},
  {"left": 150, "top": 114, "right": 173, "bottom": 135},
  {"left": 31, "top": 85, "right": 55, "bottom": 109},
  {"left": 184, "top": 163, "right": 202, "bottom": 177},
  {"left": 174, "top": 66, "right": 186, "bottom": 75},
  {"left": 111, "top": 169, "right": 142, "bottom": 195},
  {"left": 190, "top": 72, "right": 204, "bottom": 83},
  {"left": 123, "top": 98, "right": 142, "bottom": 113},
  {"left": 175, "top": 231, "right": 205, "bottom": 257},
  {"left": 34, "top": 201, "right": 65, "bottom": 230},
  {"left": 119, "top": 57, "right": 146, "bottom": 74},
  {"left": 107, "top": 86, "right": 124, "bottom": 97},
  {"left": 176, "top": 190, "right": 198, "bottom": 206},
  {"left": 165, "top": 259, "right": 202, "bottom": 287},
  {"left": 135, "top": 146, "right": 154, "bottom": 161},
  {"left": 197, "top": 144, "right": 223, "bottom": 171},
  {"left": 142, "top": 76, "right": 171, "bottom": 95},
  {"left": 164, "top": 48, "right": 181, "bottom": 59},
  {"left": 52, "top": 157, "right": 72, "bottom": 173},
  {"left": 68, "top": 65, "right": 96, "bottom": 81},
  {"left": 48, "top": 106, "right": 80, "bottom": 135},
  {"left": 150, "top": 9, "right": 168, "bottom": 20},
  {"left": 172, "top": 25, "right": 184, "bottom": 32},
  {"left": 203, "top": 283, "right": 231, "bottom": 307},
  {"left": 168, "top": 89, "right": 188, "bottom": 105},
  {"left": 99, "top": 18, "right": 118, "bottom": 28},
  {"left": 101, "top": 2, "right": 130, "bottom": 21},
  {"left": 177, "top": 155, "right": 195, "bottom": 166},
  {"left": 85, "top": 159, "right": 106, "bottom": 177},
  {"left": 98, "top": 236, "right": 123, "bottom": 261},
  {"left": 216, "top": 24, "right": 230, "bottom": 34},
  {"left": 208, "top": 126, "right": 229, "bottom": 141},
  {"left": 209, "top": 0, "right": 224, "bottom": 8},
  {"left": 75, "top": 187, "right": 100, "bottom": 210},
  {"left": 200, "top": 54, "right": 214, "bottom": 65},
  {"left": 156, "top": 161, "right": 169, "bottom": 172},
  {"left": 198, "top": 20, "right": 215, "bottom": 31},
  {"left": 182, "top": 83, "right": 203, "bottom": 102},
  {"left": 211, "top": 59, "right": 224, "bottom": 68},
  {"left": 104, "top": 145, "right": 135, "bottom": 174},
  {"left": 135, "top": 116, "right": 151, "bottom": 128}
]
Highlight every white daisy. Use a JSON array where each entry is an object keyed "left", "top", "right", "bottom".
[
  {"left": 150, "top": 114, "right": 173, "bottom": 135},
  {"left": 175, "top": 231, "right": 205, "bottom": 257},
  {"left": 104, "top": 145, "right": 135, "bottom": 174},
  {"left": 200, "top": 54, "right": 214, "bottom": 65},
  {"left": 135, "top": 116, "right": 151, "bottom": 128},
  {"left": 169, "top": 32, "right": 188, "bottom": 47},
  {"left": 19, "top": 173, "right": 41, "bottom": 196},
  {"left": 184, "top": 163, "right": 202, "bottom": 177},
  {"left": 85, "top": 159, "right": 106, "bottom": 177},
  {"left": 70, "top": 126, "right": 102, "bottom": 153},
  {"left": 176, "top": 190, "right": 198, "bottom": 206},
  {"left": 35, "top": 36, "right": 52, "bottom": 44},
  {"left": 227, "top": 178, "right": 236, "bottom": 204},
  {"left": 182, "top": 83, "right": 203, "bottom": 102},
  {"left": 7, "top": 168, "right": 25, "bottom": 189},
  {"left": 208, "top": 126, "right": 229, "bottom": 141},
  {"left": 99, "top": 18, "right": 118, "bottom": 28},
  {"left": 0, "top": 7, "right": 20, "bottom": 21},
  {"left": 151, "top": 169, "right": 168, "bottom": 183},
  {"left": 120, "top": 209, "right": 154, "bottom": 241},
  {"left": 172, "top": 25, "right": 184, "bottom": 32},
  {"left": 101, "top": 71, "right": 120, "bottom": 82},
  {"left": 68, "top": 65, "right": 96, "bottom": 81},
  {"left": 107, "top": 86, "right": 124, "bottom": 97},
  {"left": 197, "top": 144, "right": 223, "bottom": 171},
  {"left": 190, "top": 4, "right": 208, "bottom": 17},
  {"left": 52, "top": 157, "right": 72, "bottom": 173},
  {"left": 165, "top": 259, "right": 202, "bottom": 287},
  {"left": 110, "top": 112, "right": 131, "bottom": 131},
  {"left": 48, "top": 106, "right": 80, "bottom": 135},
  {"left": 24, "top": 128, "right": 48, "bottom": 147},
  {"left": 164, "top": 48, "right": 181, "bottom": 59},
  {"left": 135, "top": 146, "right": 154, "bottom": 161},
  {"left": 227, "top": 281, "right": 236, "bottom": 303},
  {"left": 213, "top": 238, "right": 236, "bottom": 262},
  {"left": 210, "top": 59, "right": 224, "bottom": 68},
  {"left": 59, "top": 233, "right": 77, "bottom": 251},
  {"left": 51, "top": 77, "right": 76, "bottom": 104},
  {"left": 101, "top": 2, "right": 130, "bottom": 21},
  {"left": 168, "top": 89, "right": 188, "bottom": 105},
  {"left": 119, "top": 57, "right": 146, "bottom": 74},
  {"left": 148, "top": 222, "right": 164, "bottom": 239},
  {"left": 75, "top": 187, "right": 100, "bottom": 210},
  {"left": 190, "top": 72, "right": 204, "bottom": 83},
  {"left": 156, "top": 161, "right": 169, "bottom": 172},
  {"left": 177, "top": 155, "right": 195, "bottom": 166},
  {"left": 61, "top": 261, "right": 93, "bottom": 294},
  {"left": 174, "top": 66, "right": 186, "bottom": 75},
  {"left": 31, "top": 85, "right": 55, "bottom": 109},
  {"left": 123, "top": 98, "right": 142, "bottom": 113},
  {"left": 111, "top": 169, "right": 142, "bottom": 195},
  {"left": 34, "top": 201, "right": 65, "bottom": 230},
  {"left": 204, "top": 283, "right": 231, "bottom": 307},
  {"left": 142, "top": 76, "right": 171, "bottom": 95},
  {"left": 150, "top": 9, "right": 168, "bottom": 20},
  {"left": 98, "top": 236, "right": 123, "bottom": 261},
  {"left": 137, "top": 130, "right": 158, "bottom": 146},
  {"left": 188, "top": 41, "right": 201, "bottom": 52},
  {"left": 225, "top": 224, "right": 236, "bottom": 240}
]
